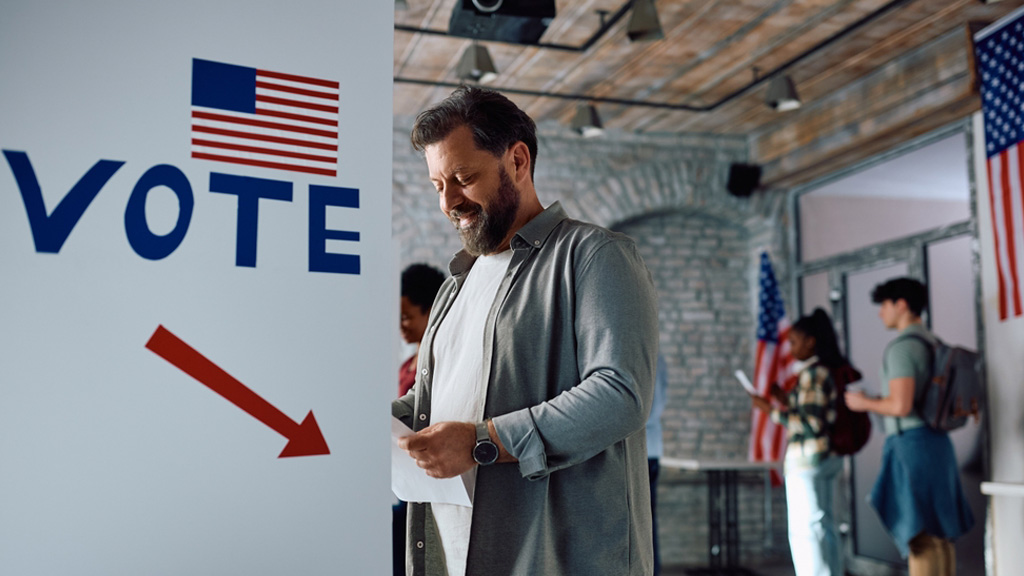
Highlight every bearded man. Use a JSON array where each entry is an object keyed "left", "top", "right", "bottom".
[{"left": 393, "top": 85, "right": 659, "bottom": 576}]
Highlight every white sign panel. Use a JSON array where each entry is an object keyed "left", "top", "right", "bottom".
[{"left": 0, "top": 2, "right": 393, "bottom": 574}]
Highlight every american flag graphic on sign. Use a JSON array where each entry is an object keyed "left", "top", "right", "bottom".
[
  {"left": 748, "top": 252, "right": 796, "bottom": 481},
  {"left": 191, "top": 58, "right": 339, "bottom": 177},
  {"left": 976, "top": 8, "right": 1024, "bottom": 321}
]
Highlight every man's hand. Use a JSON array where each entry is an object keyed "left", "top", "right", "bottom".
[{"left": 397, "top": 421, "right": 476, "bottom": 479}]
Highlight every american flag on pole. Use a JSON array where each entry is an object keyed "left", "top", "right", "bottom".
[
  {"left": 976, "top": 8, "right": 1024, "bottom": 321},
  {"left": 190, "top": 58, "right": 339, "bottom": 177},
  {"left": 748, "top": 252, "right": 796, "bottom": 478}
]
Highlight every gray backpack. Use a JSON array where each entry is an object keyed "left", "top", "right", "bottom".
[{"left": 896, "top": 334, "right": 984, "bottom": 431}]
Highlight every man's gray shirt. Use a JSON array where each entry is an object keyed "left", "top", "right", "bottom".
[{"left": 392, "top": 202, "right": 659, "bottom": 576}]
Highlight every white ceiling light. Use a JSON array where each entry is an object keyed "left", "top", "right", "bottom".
[
  {"left": 765, "top": 75, "right": 801, "bottom": 112},
  {"left": 627, "top": 0, "right": 663, "bottom": 42},
  {"left": 456, "top": 43, "right": 498, "bottom": 84},
  {"left": 571, "top": 104, "right": 604, "bottom": 138}
]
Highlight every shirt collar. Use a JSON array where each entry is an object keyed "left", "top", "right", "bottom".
[
  {"left": 792, "top": 355, "right": 819, "bottom": 373},
  {"left": 900, "top": 322, "right": 927, "bottom": 336},
  {"left": 511, "top": 201, "right": 567, "bottom": 251},
  {"left": 448, "top": 202, "right": 568, "bottom": 276}
]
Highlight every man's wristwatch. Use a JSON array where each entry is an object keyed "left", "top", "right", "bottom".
[{"left": 472, "top": 421, "right": 499, "bottom": 466}]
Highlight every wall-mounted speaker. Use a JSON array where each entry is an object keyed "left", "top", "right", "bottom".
[{"left": 726, "top": 163, "right": 762, "bottom": 197}]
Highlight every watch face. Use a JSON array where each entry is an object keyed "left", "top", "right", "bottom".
[{"left": 473, "top": 441, "right": 499, "bottom": 465}]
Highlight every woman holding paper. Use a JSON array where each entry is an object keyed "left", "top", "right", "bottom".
[{"left": 751, "top": 308, "right": 860, "bottom": 576}]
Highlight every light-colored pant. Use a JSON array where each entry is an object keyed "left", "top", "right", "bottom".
[{"left": 785, "top": 455, "right": 844, "bottom": 576}]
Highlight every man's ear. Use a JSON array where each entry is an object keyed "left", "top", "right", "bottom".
[{"left": 507, "top": 141, "right": 531, "bottom": 185}]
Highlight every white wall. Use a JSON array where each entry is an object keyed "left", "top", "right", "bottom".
[
  {"left": 0, "top": 2, "right": 394, "bottom": 574},
  {"left": 972, "top": 113, "right": 1024, "bottom": 576},
  {"left": 800, "top": 195, "right": 970, "bottom": 261}
]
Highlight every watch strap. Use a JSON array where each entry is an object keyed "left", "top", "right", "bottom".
[{"left": 475, "top": 421, "right": 491, "bottom": 444}]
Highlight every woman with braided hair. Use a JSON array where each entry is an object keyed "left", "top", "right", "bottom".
[{"left": 752, "top": 308, "right": 860, "bottom": 576}]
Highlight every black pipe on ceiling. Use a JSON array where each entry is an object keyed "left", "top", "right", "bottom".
[{"left": 393, "top": 0, "right": 917, "bottom": 112}]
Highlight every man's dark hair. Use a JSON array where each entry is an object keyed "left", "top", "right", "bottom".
[
  {"left": 410, "top": 85, "right": 538, "bottom": 179},
  {"left": 401, "top": 263, "right": 446, "bottom": 313},
  {"left": 871, "top": 277, "right": 929, "bottom": 316}
]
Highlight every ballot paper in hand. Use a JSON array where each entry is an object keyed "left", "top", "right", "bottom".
[
  {"left": 734, "top": 370, "right": 758, "bottom": 395},
  {"left": 391, "top": 417, "right": 472, "bottom": 507}
]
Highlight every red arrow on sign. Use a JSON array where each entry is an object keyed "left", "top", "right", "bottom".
[{"left": 146, "top": 325, "right": 330, "bottom": 458}]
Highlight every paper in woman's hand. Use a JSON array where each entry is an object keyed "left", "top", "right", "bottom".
[{"left": 734, "top": 370, "right": 758, "bottom": 395}]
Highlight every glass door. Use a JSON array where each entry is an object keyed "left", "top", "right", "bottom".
[
  {"left": 831, "top": 237, "right": 984, "bottom": 574},
  {"left": 924, "top": 235, "right": 985, "bottom": 574},
  {"left": 791, "top": 122, "right": 986, "bottom": 575},
  {"left": 845, "top": 262, "right": 910, "bottom": 566}
]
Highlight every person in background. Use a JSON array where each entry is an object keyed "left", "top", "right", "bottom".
[
  {"left": 395, "top": 263, "right": 446, "bottom": 576},
  {"left": 751, "top": 308, "right": 858, "bottom": 576},
  {"left": 399, "top": 263, "right": 446, "bottom": 398},
  {"left": 845, "top": 277, "right": 974, "bottom": 576},
  {"left": 647, "top": 352, "right": 668, "bottom": 576}
]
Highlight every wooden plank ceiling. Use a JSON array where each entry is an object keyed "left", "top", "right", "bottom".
[{"left": 394, "top": 0, "right": 1023, "bottom": 141}]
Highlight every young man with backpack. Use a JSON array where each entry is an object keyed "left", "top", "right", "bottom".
[{"left": 845, "top": 277, "right": 975, "bottom": 576}]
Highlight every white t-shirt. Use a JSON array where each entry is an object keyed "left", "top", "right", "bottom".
[{"left": 429, "top": 250, "right": 512, "bottom": 576}]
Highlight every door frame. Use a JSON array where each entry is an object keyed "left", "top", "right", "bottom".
[{"left": 785, "top": 118, "right": 988, "bottom": 575}]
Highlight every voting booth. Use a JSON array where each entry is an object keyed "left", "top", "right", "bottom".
[{"left": 0, "top": 2, "right": 393, "bottom": 574}]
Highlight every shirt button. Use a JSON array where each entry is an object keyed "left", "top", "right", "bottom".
[
  {"left": 419, "top": 414, "right": 427, "bottom": 421},
  {"left": 421, "top": 368, "right": 428, "bottom": 376},
  {"left": 416, "top": 541, "right": 424, "bottom": 549},
  {"left": 533, "top": 240, "right": 540, "bottom": 246}
]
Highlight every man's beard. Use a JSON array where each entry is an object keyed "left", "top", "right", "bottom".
[{"left": 449, "top": 167, "right": 520, "bottom": 256}]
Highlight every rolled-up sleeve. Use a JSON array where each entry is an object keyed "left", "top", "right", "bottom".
[
  {"left": 392, "top": 393, "right": 415, "bottom": 428},
  {"left": 492, "top": 238, "right": 659, "bottom": 480}
]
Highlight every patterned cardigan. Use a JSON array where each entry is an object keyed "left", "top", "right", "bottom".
[{"left": 769, "top": 357, "right": 837, "bottom": 468}]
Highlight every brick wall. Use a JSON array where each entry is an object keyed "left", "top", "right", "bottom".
[
  {"left": 616, "top": 207, "right": 791, "bottom": 567},
  {"left": 392, "top": 116, "right": 792, "bottom": 567},
  {"left": 617, "top": 211, "right": 753, "bottom": 461}
]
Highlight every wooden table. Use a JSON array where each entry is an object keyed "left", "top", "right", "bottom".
[{"left": 661, "top": 458, "right": 783, "bottom": 576}]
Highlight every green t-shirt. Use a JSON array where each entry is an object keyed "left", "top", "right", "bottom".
[{"left": 880, "top": 323, "right": 933, "bottom": 435}]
